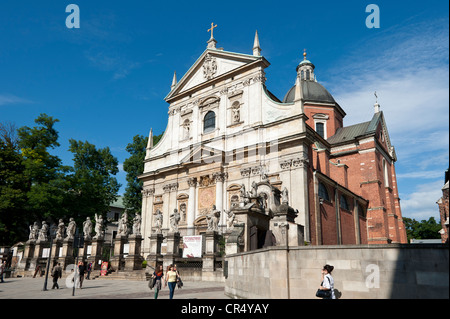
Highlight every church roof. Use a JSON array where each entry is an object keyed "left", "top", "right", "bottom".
[
  {"left": 327, "top": 112, "right": 383, "bottom": 145},
  {"left": 282, "top": 80, "right": 336, "bottom": 104}
]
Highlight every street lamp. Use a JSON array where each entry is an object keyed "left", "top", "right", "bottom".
[{"left": 42, "top": 223, "right": 57, "bottom": 291}]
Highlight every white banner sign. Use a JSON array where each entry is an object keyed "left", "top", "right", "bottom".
[{"left": 182, "top": 235, "right": 203, "bottom": 258}]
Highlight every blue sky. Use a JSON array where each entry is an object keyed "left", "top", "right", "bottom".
[{"left": 0, "top": 1, "right": 448, "bottom": 221}]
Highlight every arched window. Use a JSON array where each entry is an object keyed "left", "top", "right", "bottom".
[
  {"left": 318, "top": 182, "right": 329, "bottom": 202},
  {"left": 340, "top": 194, "right": 349, "bottom": 210},
  {"left": 203, "top": 111, "right": 216, "bottom": 133}
]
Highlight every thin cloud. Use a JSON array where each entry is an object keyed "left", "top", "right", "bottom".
[{"left": 0, "top": 94, "right": 33, "bottom": 106}]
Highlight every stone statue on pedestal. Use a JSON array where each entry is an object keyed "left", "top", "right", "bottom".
[
  {"left": 83, "top": 217, "right": 93, "bottom": 240},
  {"left": 169, "top": 209, "right": 180, "bottom": 233},
  {"left": 55, "top": 219, "right": 65, "bottom": 240},
  {"left": 28, "top": 222, "right": 39, "bottom": 241},
  {"left": 281, "top": 187, "right": 289, "bottom": 205},
  {"left": 207, "top": 205, "right": 221, "bottom": 231},
  {"left": 117, "top": 211, "right": 129, "bottom": 237},
  {"left": 66, "top": 218, "right": 76, "bottom": 240},
  {"left": 225, "top": 209, "right": 236, "bottom": 228},
  {"left": 93, "top": 213, "right": 104, "bottom": 239},
  {"left": 38, "top": 221, "right": 49, "bottom": 241},
  {"left": 132, "top": 213, "right": 141, "bottom": 235},
  {"left": 154, "top": 209, "right": 163, "bottom": 234}
]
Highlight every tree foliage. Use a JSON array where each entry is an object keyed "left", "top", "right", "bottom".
[
  {"left": 122, "top": 132, "right": 163, "bottom": 214},
  {"left": 403, "top": 217, "right": 442, "bottom": 242}
]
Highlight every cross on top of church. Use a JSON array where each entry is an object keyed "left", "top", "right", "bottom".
[{"left": 208, "top": 22, "right": 218, "bottom": 39}]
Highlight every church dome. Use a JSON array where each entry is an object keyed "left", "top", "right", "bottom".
[{"left": 282, "top": 80, "right": 336, "bottom": 104}]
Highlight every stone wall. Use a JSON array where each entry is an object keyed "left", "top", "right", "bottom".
[{"left": 224, "top": 244, "right": 449, "bottom": 299}]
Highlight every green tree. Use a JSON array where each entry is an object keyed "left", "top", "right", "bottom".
[
  {"left": 122, "top": 132, "right": 163, "bottom": 214},
  {"left": 67, "top": 139, "right": 120, "bottom": 225},
  {"left": 0, "top": 122, "right": 28, "bottom": 244},
  {"left": 403, "top": 217, "right": 442, "bottom": 242}
]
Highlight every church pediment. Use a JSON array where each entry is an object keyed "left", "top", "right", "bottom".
[
  {"left": 180, "top": 145, "right": 224, "bottom": 166},
  {"left": 165, "top": 49, "right": 268, "bottom": 102}
]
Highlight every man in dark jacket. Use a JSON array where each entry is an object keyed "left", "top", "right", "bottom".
[
  {"left": 78, "top": 262, "right": 86, "bottom": 288},
  {"left": 51, "top": 263, "right": 62, "bottom": 289}
]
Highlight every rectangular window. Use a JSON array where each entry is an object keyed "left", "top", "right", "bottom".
[{"left": 316, "top": 122, "right": 325, "bottom": 138}]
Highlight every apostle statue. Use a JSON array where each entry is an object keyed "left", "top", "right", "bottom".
[
  {"left": 83, "top": 217, "right": 93, "bottom": 240},
  {"left": 132, "top": 213, "right": 142, "bottom": 236},
  {"left": 28, "top": 222, "right": 39, "bottom": 241},
  {"left": 206, "top": 205, "right": 221, "bottom": 232},
  {"left": 281, "top": 187, "right": 289, "bottom": 205},
  {"left": 38, "top": 221, "right": 49, "bottom": 241},
  {"left": 169, "top": 209, "right": 181, "bottom": 233},
  {"left": 93, "top": 213, "right": 104, "bottom": 239},
  {"left": 117, "top": 211, "right": 129, "bottom": 237},
  {"left": 154, "top": 209, "right": 163, "bottom": 234},
  {"left": 225, "top": 209, "right": 236, "bottom": 228},
  {"left": 55, "top": 219, "right": 65, "bottom": 240},
  {"left": 66, "top": 218, "right": 76, "bottom": 240}
]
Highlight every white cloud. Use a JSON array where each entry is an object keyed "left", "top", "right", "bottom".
[
  {"left": 400, "top": 180, "right": 444, "bottom": 221},
  {"left": 0, "top": 94, "right": 33, "bottom": 106}
]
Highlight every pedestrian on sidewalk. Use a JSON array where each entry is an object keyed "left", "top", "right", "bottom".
[
  {"left": 164, "top": 264, "right": 179, "bottom": 299},
  {"left": 78, "top": 261, "right": 86, "bottom": 288},
  {"left": 150, "top": 265, "right": 164, "bottom": 299},
  {"left": 51, "top": 263, "right": 62, "bottom": 289},
  {"left": 173, "top": 264, "right": 183, "bottom": 289},
  {"left": 0, "top": 260, "right": 6, "bottom": 283},
  {"left": 86, "top": 262, "right": 92, "bottom": 280}
]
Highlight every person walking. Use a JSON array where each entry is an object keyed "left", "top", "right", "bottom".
[
  {"left": 86, "top": 262, "right": 92, "bottom": 280},
  {"left": 0, "top": 260, "right": 6, "bottom": 283},
  {"left": 318, "top": 264, "right": 335, "bottom": 299},
  {"left": 78, "top": 261, "right": 86, "bottom": 289},
  {"left": 150, "top": 265, "right": 164, "bottom": 299},
  {"left": 173, "top": 264, "right": 183, "bottom": 289},
  {"left": 164, "top": 264, "right": 178, "bottom": 299},
  {"left": 51, "top": 263, "right": 62, "bottom": 289}
]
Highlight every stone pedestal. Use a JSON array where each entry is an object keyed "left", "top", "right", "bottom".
[
  {"left": 225, "top": 224, "right": 245, "bottom": 255},
  {"left": 146, "top": 233, "right": 163, "bottom": 270},
  {"left": 270, "top": 203, "right": 304, "bottom": 247},
  {"left": 58, "top": 238, "right": 74, "bottom": 271},
  {"left": 125, "top": 235, "right": 144, "bottom": 271},
  {"left": 29, "top": 240, "right": 49, "bottom": 271},
  {"left": 78, "top": 239, "right": 91, "bottom": 262},
  {"left": 163, "top": 232, "right": 180, "bottom": 270},
  {"left": 110, "top": 236, "right": 127, "bottom": 271},
  {"left": 203, "top": 230, "right": 220, "bottom": 272},
  {"left": 87, "top": 238, "right": 104, "bottom": 270},
  {"left": 17, "top": 240, "right": 35, "bottom": 270}
]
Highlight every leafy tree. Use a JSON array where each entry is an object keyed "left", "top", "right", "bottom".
[
  {"left": 123, "top": 132, "right": 163, "bottom": 214},
  {"left": 67, "top": 139, "right": 120, "bottom": 225},
  {"left": 0, "top": 123, "right": 28, "bottom": 244},
  {"left": 403, "top": 217, "right": 442, "bottom": 242}
]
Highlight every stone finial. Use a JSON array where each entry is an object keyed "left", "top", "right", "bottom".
[{"left": 253, "top": 30, "right": 261, "bottom": 56}]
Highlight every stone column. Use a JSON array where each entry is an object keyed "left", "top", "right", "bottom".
[
  {"left": 163, "top": 232, "right": 181, "bottom": 269},
  {"left": 125, "top": 234, "right": 144, "bottom": 271},
  {"left": 187, "top": 178, "right": 197, "bottom": 235},
  {"left": 214, "top": 172, "right": 227, "bottom": 233},
  {"left": 142, "top": 188, "right": 155, "bottom": 257},
  {"left": 203, "top": 230, "right": 219, "bottom": 274}
]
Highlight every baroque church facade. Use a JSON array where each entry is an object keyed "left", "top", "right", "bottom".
[{"left": 138, "top": 29, "right": 407, "bottom": 257}]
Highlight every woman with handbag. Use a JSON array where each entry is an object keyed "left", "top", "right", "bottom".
[
  {"left": 164, "top": 264, "right": 178, "bottom": 299},
  {"left": 150, "top": 265, "right": 164, "bottom": 299},
  {"left": 317, "top": 264, "right": 335, "bottom": 299}
]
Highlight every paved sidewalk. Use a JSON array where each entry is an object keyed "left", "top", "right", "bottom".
[{"left": 0, "top": 276, "right": 230, "bottom": 299}]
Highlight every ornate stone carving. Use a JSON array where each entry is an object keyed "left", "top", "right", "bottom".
[
  {"left": 163, "top": 182, "right": 178, "bottom": 193},
  {"left": 240, "top": 168, "right": 251, "bottom": 177},
  {"left": 187, "top": 177, "right": 198, "bottom": 187},
  {"left": 203, "top": 53, "right": 217, "bottom": 80}
]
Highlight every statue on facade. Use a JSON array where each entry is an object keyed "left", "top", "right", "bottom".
[
  {"left": 93, "top": 213, "right": 104, "bottom": 239},
  {"left": 66, "top": 218, "right": 76, "bottom": 240},
  {"left": 154, "top": 209, "right": 163, "bottom": 234},
  {"left": 38, "top": 221, "right": 49, "bottom": 241},
  {"left": 28, "top": 222, "right": 39, "bottom": 241},
  {"left": 281, "top": 187, "right": 289, "bottom": 205},
  {"left": 250, "top": 181, "right": 258, "bottom": 198},
  {"left": 55, "top": 219, "right": 65, "bottom": 240},
  {"left": 206, "top": 205, "right": 221, "bottom": 231},
  {"left": 117, "top": 210, "right": 129, "bottom": 237},
  {"left": 83, "top": 217, "right": 93, "bottom": 240},
  {"left": 169, "top": 209, "right": 181, "bottom": 233},
  {"left": 132, "top": 213, "right": 142, "bottom": 236},
  {"left": 240, "top": 184, "right": 249, "bottom": 204},
  {"left": 225, "top": 209, "right": 236, "bottom": 228}
]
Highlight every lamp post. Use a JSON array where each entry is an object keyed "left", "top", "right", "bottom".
[{"left": 42, "top": 223, "right": 57, "bottom": 291}]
